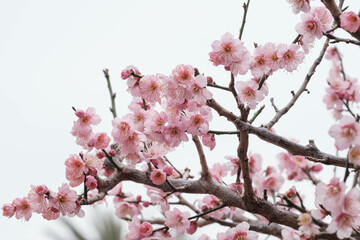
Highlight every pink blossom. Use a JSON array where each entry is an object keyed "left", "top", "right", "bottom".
[
  {"left": 250, "top": 45, "right": 272, "bottom": 78},
  {"left": 2, "top": 203, "right": 15, "bottom": 218},
  {"left": 226, "top": 222, "right": 259, "bottom": 240},
  {"left": 28, "top": 185, "right": 48, "bottom": 214},
  {"left": 349, "top": 145, "right": 360, "bottom": 166},
  {"left": 49, "top": 183, "right": 78, "bottom": 216},
  {"left": 310, "top": 7, "right": 332, "bottom": 32},
  {"left": 83, "top": 154, "right": 104, "bottom": 174},
  {"left": 125, "top": 215, "right": 141, "bottom": 240},
  {"left": 298, "top": 213, "right": 320, "bottom": 236},
  {"left": 315, "top": 177, "right": 345, "bottom": 210},
  {"left": 149, "top": 169, "right": 166, "bottom": 185},
  {"left": 92, "top": 132, "right": 111, "bottom": 150},
  {"left": 14, "top": 197, "right": 32, "bottom": 221},
  {"left": 210, "top": 32, "right": 244, "bottom": 67},
  {"left": 139, "top": 74, "right": 163, "bottom": 103},
  {"left": 164, "top": 208, "right": 190, "bottom": 236},
  {"left": 115, "top": 202, "right": 140, "bottom": 219},
  {"left": 185, "top": 113, "right": 210, "bottom": 136},
  {"left": 85, "top": 175, "right": 97, "bottom": 190},
  {"left": 139, "top": 222, "right": 153, "bottom": 237},
  {"left": 186, "top": 220, "right": 198, "bottom": 235},
  {"left": 281, "top": 227, "right": 304, "bottom": 240},
  {"left": 112, "top": 117, "right": 133, "bottom": 143},
  {"left": 189, "top": 75, "right": 213, "bottom": 105},
  {"left": 323, "top": 88, "right": 343, "bottom": 110},
  {"left": 121, "top": 130, "right": 147, "bottom": 155},
  {"left": 288, "top": 0, "right": 311, "bottom": 14},
  {"left": 65, "top": 154, "right": 85, "bottom": 187},
  {"left": 278, "top": 44, "right": 305, "bottom": 72},
  {"left": 163, "top": 123, "right": 188, "bottom": 148},
  {"left": 198, "top": 234, "right": 211, "bottom": 240},
  {"left": 123, "top": 65, "right": 142, "bottom": 97},
  {"left": 228, "top": 45, "right": 252, "bottom": 76},
  {"left": 201, "top": 133, "right": 216, "bottom": 150},
  {"left": 210, "top": 163, "right": 230, "bottom": 183},
  {"left": 264, "top": 42, "right": 283, "bottom": 71},
  {"left": 144, "top": 110, "right": 168, "bottom": 133},
  {"left": 236, "top": 80, "right": 267, "bottom": 109},
  {"left": 329, "top": 115, "right": 360, "bottom": 150},
  {"left": 262, "top": 173, "right": 285, "bottom": 193},
  {"left": 340, "top": 11, "right": 360, "bottom": 33},
  {"left": 172, "top": 64, "right": 195, "bottom": 86},
  {"left": 42, "top": 205, "right": 60, "bottom": 220},
  {"left": 296, "top": 7, "right": 332, "bottom": 41}
]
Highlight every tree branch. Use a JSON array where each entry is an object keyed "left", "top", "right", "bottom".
[
  {"left": 265, "top": 38, "right": 330, "bottom": 129},
  {"left": 192, "top": 135, "right": 211, "bottom": 181}
]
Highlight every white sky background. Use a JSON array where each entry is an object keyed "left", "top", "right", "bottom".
[{"left": 1, "top": 0, "right": 360, "bottom": 239}]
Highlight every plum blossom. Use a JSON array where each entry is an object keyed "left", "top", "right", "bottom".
[
  {"left": 329, "top": 115, "right": 360, "bottom": 150},
  {"left": 172, "top": 64, "right": 195, "bottom": 86},
  {"left": 340, "top": 11, "right": 360, "bottom": 33},
  {"left": 315, "top": 177, "right": 345, "bottom": 210},
  {"left": 277, "top": 44, "right": 305, "bottom": 72},
  {"left": 298, "top": 213, "right": 320, "bottom": 236},
  {"left": 235, "top": 79, "right": 267, "bottom": 109},
  {"left": 164, "top": 208, "right": 190, "bottom": 236},
  {"left": 217, "top": 222, "right": 258, "bottom": 240},
  {"left": 188, "top": 75, "right": 213, "bottom": 105},
  {"left": 349, "top": 145, "right": 360, "bottom": 166},
  {"left": 139, "top": 74, "right": 163, "bottom": 103},
  {"left": 210, "top": 32, "right": 244, "bottom": 67},
  {"left": 201, "top": 132, "right": 216, "bottom": 150},
  {"left": 49, "top": 183, "right": 78, "bottom": 216},
  {"left": 149, "top": 169, "right": 167, "bottom": 185},
  {"left": 296, "top": 7, "right": 332, "bottom": 41},
  {"left": 288, "top": 0, "right": 311, "bottom": 14},
  {"left": 13, "top": 197, "right": 32, "bottom": 221},
  {"left": 2, "top": 203, "right": 16, "bottom": 218},
  {"left": 250, "top": 44, "right": 272, "bottom": 78}
]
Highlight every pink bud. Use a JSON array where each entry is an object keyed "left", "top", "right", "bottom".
[
  {"left": 121, "top": 69, "right": 133, "bottom": 80},
  {"left": 310, "top": 163, "right": 323, "bottom": 172},
  {"left": 151, "top": 159, "right": 159, "bottom": 166},
  {"left": 109, "top": 149, "right": 116, "bottom": 157},
  {"left": 88, "top": 168, "right": 97, "bottom": 176},
  {"left": 75, "top": 109, "right": 85, "bottom": 118},
  {"left": 163, "top": 166, "right": 173, "bottom": 176},
  {"left": 206, "top": 76, "right": 215, "bottom": 84},
  {"left": 136, "top": 195, "right": 142, "bottom": 202},
  {"left": 97, "top": 151, "right": 105, "bottom": 159},
  {"left": 35, "top": 185, "right": 49, "bottom": 195},
  {"left": 186, "top": 220, "right": 198, "bottom": 235},
  {"left": 285, "top": 186, "right": 296, "bottom": 198},
  {"left": 85, "top": 176, "right": 97, "bottom": 190},
  {"left": 143, "top": 201, "right": 150, "bottom": 207},
  {"left": 139, "top": 222, "right": 153, "bottom": 236}
]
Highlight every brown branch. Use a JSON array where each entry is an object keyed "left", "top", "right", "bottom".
[
  {"left": 265, "top": 38, "right": 330, "bottom": 129},
  {"left": 324, "top": 33, "right": 360, "bottom": 46},
  {"left": 207, "top": 98, "right": 351, "bottom": 168},
  {"left": 207, "top": 83, "right": 231, "bottom": 91},
  {"left": 238, "top": 0, "right": 251, "bottom": 40},
  {"left": 192, "top": 135, "right": 211, "bottom": 181},
  {"left": 321, "top": 0, "right": 360, "bottom": 41}
]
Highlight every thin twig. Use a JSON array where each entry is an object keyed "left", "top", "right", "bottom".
[
  {"left": 324, "top": 33, "right": 360, "bottom": 46},
  {"left": 265, "top": 38, "right": 330, "bottom": 129},
  {"left": 249, "top": 105, "right": 265, "bottom": 124},
  {"left": 164, "top": 156, "right": 183, "bottom": 178},
  {"left": 192, "top": 135, "right": 211, "bottom": 181},
  {"left": 238, "top": 0, "right": 251, "bottom": 40},
  {"left": 207, "top": 83, "right": 231, "bottom": 91},
  {"left": 103, "top": 69, "right": 117, "bottom": 118},
  {"left": 101, "top": 149, "right": 122, "bottom": 171}
]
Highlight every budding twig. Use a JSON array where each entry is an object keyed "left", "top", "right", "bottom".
[{"left": 103, "top": 69, "right": 117, "bottom": 118}]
